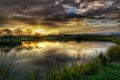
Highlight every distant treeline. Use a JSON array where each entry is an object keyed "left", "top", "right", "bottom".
[{"left": 0, "top": 33, "right": 120, "bottom": 42}]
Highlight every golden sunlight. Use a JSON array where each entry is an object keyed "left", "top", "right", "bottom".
[
  {"left": 38, "top": 43, "right": 46, "bottom": 48},
  {"left": 35, "top": 29, "right": 45, "bottom": 34}
]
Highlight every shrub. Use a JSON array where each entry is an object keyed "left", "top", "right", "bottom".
[
  {"left": 98, "top": 53, "right": 108, "bottom": 66},
  {"left": 26, "top": 71, "right": 38, "bottom": 80},
  {"left": 107, "top": 45, "right": 120, "bottom": 62},
  {"left": 45, "top": 64, "right": 81, "bottom": 80},
  {"left": 80, "top": 58, "right": 102, "bottom": 75},
  {"left": 45, "top": 58, "right": 102, "bottom": 80}
]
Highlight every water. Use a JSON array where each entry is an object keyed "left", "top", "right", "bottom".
[{"left": 0, "top": 41, "right": 116, "bottom": 71}]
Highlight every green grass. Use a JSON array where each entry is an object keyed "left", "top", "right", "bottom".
[
  {"left": 26, "top": 71, "right": 38, "bottom": 80},
  {"left": 45, "top": 61, "right": 120, "bottom": 80},
  {"left": 83, "top": 63, "right": 120, "bottom": 80},
  {"left": 44, "top": 44, "right": 120, "bottom": 80},
  {"left": 112, "top": 39, "right": 120, "bottom": 45},
  {"left": 25, "top": 62, "right": 120, "bottom": 80}
]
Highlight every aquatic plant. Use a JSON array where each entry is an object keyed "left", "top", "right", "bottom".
[{"left": 0, "top": 48, "right": 27, "bottom": 80}]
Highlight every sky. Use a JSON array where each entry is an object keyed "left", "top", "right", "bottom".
[{"left": 0, "top": 0, "right": 120, "bottom": 35}]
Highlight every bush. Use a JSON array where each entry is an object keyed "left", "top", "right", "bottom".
[
  {"left": 107, "top": 45, "right": 120, "bottom": 62},
  {"left": 112, "top": 40, "right": 120, "bottom": 45},
  {"left": 26, "top": 71, "right": 38, "bottom": 80},
  {"left": 45, "top": 58, "right": 102, "bottom": 80},
  {"left": 45, "top": 64, "right": 81, "bottom": 80},
  {"left": 80, "top": 58, "right": 102, "bottom": 75},
  {"left": 98, "top": 53, "right": 108, "bottom": 66}
]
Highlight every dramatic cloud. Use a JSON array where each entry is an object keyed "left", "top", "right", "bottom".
[
  {"left": 0, "top": 0, "right": 119, "bottom": 34},
  {"left": 0, "top": 0, "right": 120, "bottom": 20}
]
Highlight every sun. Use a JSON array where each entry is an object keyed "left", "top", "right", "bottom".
[{"left": 35, "top": 29, "right": 45, "bottom": 34}]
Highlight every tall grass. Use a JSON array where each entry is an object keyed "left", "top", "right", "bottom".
[
  {"left": 107, "top": 45, "right": 120, "bottom": 62},
  {"left": 0, "top": 51, "right": 17, "bottom": 80},
  {"left": 98, "top": 53, "right": 108, "bottom": 66},
  {"left": 0, "top": 48, "right": 27, "bottom": 80},
  {"left": 44, "top": 58, "right": 102, "bottom": 80},
  {"left": 44, "top": 45, "right": 120, "bottom": 80},
  {"left": 26, "top": 71, "right": 38, "bottom": 80}
]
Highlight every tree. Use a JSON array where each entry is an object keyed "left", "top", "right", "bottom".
[
  {"left": 25, "top": 29, "right": 33, "bottom": 36},
  {"left": 2, "top": 29, "right": 13, "bottom": 36},
  {"left": 14, "top": 28, "right": 23, "bottom": 36},
  {"left": 0, "top": 30, "right": 3, "bottom": 36}
]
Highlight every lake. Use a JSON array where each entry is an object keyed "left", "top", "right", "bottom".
[{"left": 0, "top": 41, "right": 116, "bottom": 71}]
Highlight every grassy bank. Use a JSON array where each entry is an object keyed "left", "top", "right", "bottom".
[
  {"left": 45, "top": 62, "right": 120, "bottom": 80},
  {"left": 44, "top": 45, "right": 120, "bottom": 80}
]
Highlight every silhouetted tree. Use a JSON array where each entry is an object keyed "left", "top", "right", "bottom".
[
  {"left": 0, "top": 30, "right": 3, "bottom": 36},
  {"left": 25, "top": 29, "right": 33, "bottom": 36},
  {"left": 14, "top": 28, "right": 23, "bottom": 36},
  {"left": 2, "top": 29, "right": 12, "bottom": 36}
]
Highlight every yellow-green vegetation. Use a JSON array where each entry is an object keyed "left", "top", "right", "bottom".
[
  {"left": 45, "top": 62, "right": 120, "bottom": 80},
  {"left": 45, "top": 58, "right": 102, "bottom": 80},
  {"left": 0, "top": 52, "right": 17, "bottom": 80},
  {"left": 44, "top": 45, "right": 120, "bottom": 80},
  {"left": 0, "top": 51, "right": 24, "bottom": 80},
  {"left": 26, "top": 71, "right": 38, "bottom": 80},
  {"left": 112, "top": 39, "right": 120, "bottom": 45},
  {"left": 107, "top": 45, "right": 120, "bottom": 62}
]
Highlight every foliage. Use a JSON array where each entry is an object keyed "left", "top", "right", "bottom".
[
  {"left": 0, "top": 49, "right": 26, "bottom": 80},
  {"left": 107, "top": 45, "right": 120, "bottom": 62},
  {"left": 26, "top": 71, "right": 38, "bottom": 80},
  {"left": 98, "top": 53, "right": 108, "bottom": 66},
  {"left": 45, "top": 58, "right": 102, "bottom": 80},
  {"left": 80, "top": 58, "right": 102, "bottom": 75}
]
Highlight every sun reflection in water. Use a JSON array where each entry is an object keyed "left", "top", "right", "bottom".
[
  {"left": 21, "top": 41, "right": 115, "bottom": 58},
  {"left": 22, "top": 41, "right": 52, "bottom": 48},
  {"left": 37, "top": 43, "right": 46, "bottom": 48}
]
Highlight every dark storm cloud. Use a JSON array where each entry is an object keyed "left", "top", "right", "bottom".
[
  {"left": 0, "top": 0, "right": 120, "bottom": 27},
  {"left": 0, "top": 0, "right": 65, "bottom": 20}
]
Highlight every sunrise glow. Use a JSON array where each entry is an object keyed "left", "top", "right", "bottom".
[
  {"left": 38, "top": 43, "right": 46, "bottom": 48},
  {"left": 35, "top": 29, "right": 45, "bottom": 34}
]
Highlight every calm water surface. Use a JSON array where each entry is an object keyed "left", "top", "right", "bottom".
[{"left": 0, "top": 41, "right": 116, "bottom": 70}]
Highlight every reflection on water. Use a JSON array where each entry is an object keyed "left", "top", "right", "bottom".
[{"left": 0, "top": 41, "right": 116, "bottom": 70}]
